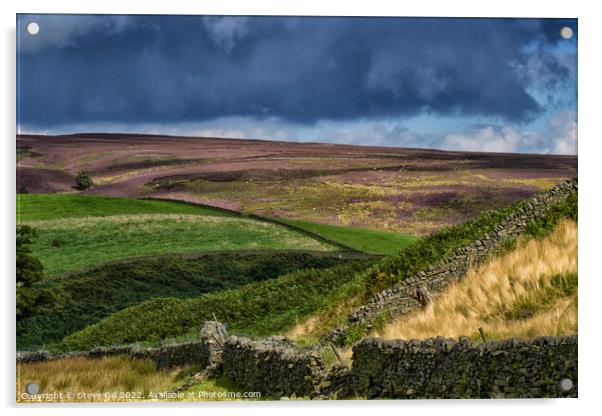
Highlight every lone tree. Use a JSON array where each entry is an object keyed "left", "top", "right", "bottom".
[
  {"left": 16, "top": 225, "right": 55, "bottom": 321},
  {"left": 75, "top": 171, "right": 93, "bottom": 190}
]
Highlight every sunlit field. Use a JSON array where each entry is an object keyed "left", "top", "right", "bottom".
[
  {"left": 24, "top": 214, "right": 336, "bottom": 275},
  {"left": 17, "top": 356, "right": 183, "bottom": 403},
  {"left": 380, "top": 219, "right": 577, "bottom": 341}
]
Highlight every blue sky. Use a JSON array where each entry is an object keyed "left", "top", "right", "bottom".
[{"left": 17, "top": 15, "right": 577, "bottom": 154}]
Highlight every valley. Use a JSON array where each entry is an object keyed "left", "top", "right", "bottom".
[{"left": 16, "top": 133, "right": 578, "bottom": 400}]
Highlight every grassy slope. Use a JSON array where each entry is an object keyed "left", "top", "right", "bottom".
[
  {"left": 25, "top": 214, "right": 336, "bottom": 275},
  {"left": 299, "top": 189, "right": 579, "bottom": 345},
  {"left": 17, "top": 194, "right": 233, "bottom": 222},
  {"left": 16, "top": 194, "right": 416, "bottom": 275},
  {"left": 17, "top": 194, "right": 342, "bottom": 276},
  {"left": 52, "top": 184, "right": 577, "bottom": 350},
  {"left": 60, "top": 259, "right": 376, "bottom": 351},
  {"left": 17, "top": 252, "right": 350, "bottom": 350},
  {"left": 18, "top": 194, "right": 420, "bottom": 258},
  {"left": 379, "top": 219, "right": 577, "bottom": 341},
  {"left": 276, "top": 218, "right": 419, "bottom": 255},
  {"left": 357, "top": 191, "right": 578, "bottom": 297}
]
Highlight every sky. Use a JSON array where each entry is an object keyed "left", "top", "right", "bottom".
[{"left": 17, "top": 15, "right": 577, "bottom": 154}]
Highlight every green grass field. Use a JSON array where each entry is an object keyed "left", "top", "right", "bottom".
[
  {"left": 23, "top": 214, "right": 336, "bottom": 276},
  {"left": 16, "top": 194, "right": 419, "bottom": 276},
  {"left": 16, "top": 194, "right": 348, "bottom": 276},
  {"left": 17, "top": 194, "right": 233, "bottom": 222},
  {"left": 277, "top": 218, "right": 419, "bottom": 254}
]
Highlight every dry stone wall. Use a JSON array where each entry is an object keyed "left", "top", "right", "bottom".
[
  {"left": 17, "top": 325, "right": 578, "bottom": 399},
  {"left": 222, "top": 335, "right": 324, "bottom": 398},
  {"left": 16, "top": 321, "right": 226, "bottom": 370},
  {"left": 327, "top": 177, "right": 578, "bottom": 344},
  {"left": 349, "top": 335, "right": 577, "bottom": 399},
  {"left": 130, "top": 340, "right": 213, "bottom": 370}
]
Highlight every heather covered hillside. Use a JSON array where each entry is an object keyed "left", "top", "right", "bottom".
[{"left": 17, "top": 134, "right": 576, "bottom": 236}]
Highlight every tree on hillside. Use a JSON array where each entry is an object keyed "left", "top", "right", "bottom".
[
  {"left": 16, "top": 225, "right": 55, "bottom": 321},
  {"left": 75, "top": 171, "right": 93, "bottom": 190}
]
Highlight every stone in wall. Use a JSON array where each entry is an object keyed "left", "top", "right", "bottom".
[
  {"left": 199, "top": 320, "right": 227, "bottom": 367},
  {"left": 222, "top": 335, "right": 324, "bottom": 398},
  {"left": 131, "top": 341, "right": 207, "bottom": 370},
  {"left": 89, "top": 345, "right": 133, "bottom": 358},
  {"left": 350, "top": 335, "right": 578, "bottom": 399},
  {"left": 131, "top": 321, "right": 226, "bottom": 370},
  {"left": 317, "top": 363, "right": 354, "bottom": 399},
  {"left": 16, "top": 349, "right": 57, "bottom": 364}
]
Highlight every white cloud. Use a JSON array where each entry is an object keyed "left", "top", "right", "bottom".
[
  {"left": 547, "top": 111, "right": 578, "bottom": 155},
  {"left": 202, "top": 17, "right": 250, "bottom": 54},
  {"left": 306, "top": 121, "right": 437, "bottom": 149},
  {"left": 185, "top": 117, "right": 297, "bottom": 142},
  {"left": 442, "top": 126, "right": 523, "bottom": 153},
  {"left": 19, "top": 112, "right": 576, "bottom": 156},
  {"left": 25, "top": 117, "right": 297, "bottom": 143},
  {"left": 439, "top": 111, "right": 577, "bottom": 155},
  {"left": 191, "top": 128, "right": 246, "bottom": 139}
]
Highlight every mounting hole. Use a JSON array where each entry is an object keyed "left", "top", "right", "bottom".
[
  {"left": 25, "top": 383, "right": 39, "bottom": 395},
  {"left": 560, "top": 26, "right": 573, "bottom": 40},
  {"left": 26, "top": 22, "right": 40, "bottom": 36},
  {"left": 559, "top": 378, "right": 574, "bottom": 392}
]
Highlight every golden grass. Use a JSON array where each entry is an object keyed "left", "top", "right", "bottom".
[
  {"left": 379, "top": 219, "right": 578, "bottom": 341},
  {"left": 286, "top": 293, "right": 364, "bottom": 344},
  {"left": 17, "top": 356, "right": 263, "bottom": 403},
  {"left": 286, "top": 316, "right": 320, "bottom": 340},
  {"left": 24, "top": 213, "right": 272, "bottom": 228},
  {"left": 502, "top": 177, "right": 567, "bottom": 189},
  {"left": 16, "top": 355, "right": 183, "bottom": 403}
]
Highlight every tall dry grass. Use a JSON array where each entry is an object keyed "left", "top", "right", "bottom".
[
  {"left": 286, "top": 293, "right": 364, "bottom": 344},
  {"left": 16, "top": 355, "right": 184, "bottom": 403},
  {"left": 379, "top": 219, "right": 577, "bottom": 341}
]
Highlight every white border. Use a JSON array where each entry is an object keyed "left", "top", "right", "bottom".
[{"left": 2, "top": 1, "right": 600, "bottom": 416}]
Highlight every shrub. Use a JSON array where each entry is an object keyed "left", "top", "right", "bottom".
[
  {"left": 16, "top": 225, "right": 55, "bottom": 322},
  {"left": 75, "top": 171, "right": 93, "bottom": 190}
]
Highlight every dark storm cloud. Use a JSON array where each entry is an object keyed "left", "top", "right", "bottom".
[{"left": 17, "top": 15, "right": 576, "bottom": 128}]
